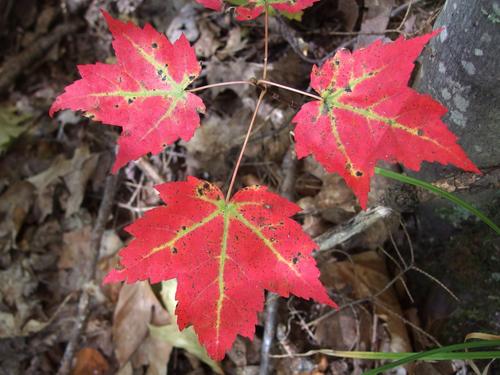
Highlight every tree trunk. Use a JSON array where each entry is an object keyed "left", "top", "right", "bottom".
[
  {"left": 414, "top": 0, "right": 500, "bottom": 172},
  {"left": 404, "top": 0, "right": 500, "bottom": 348}
]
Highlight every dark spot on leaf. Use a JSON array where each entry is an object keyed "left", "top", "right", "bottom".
[
  {"left": 417, "top": 129, "right": 424, "bottom": 136},
  {"left": 334, "top": 59, "right": 340, "bottom": 66},
  {"left": 345, "top": 162, "right": 352, "bottom": 170},
  {"left": 128, "top": 98, "right": 134, "bottom": 104},
  {"left": 157, "top": 69, "right": 163, "bottom": 76},
  {"left": 292, "top": 257, "right": 298, "bottom": 264},
  {"left": 355, "top": 171, "right": 363, "bottom": 177},
  {"left": 203, "top": 182, "right": 210, "bottom": 189},
  {"left": 181, "top": 226, "right": 187, "bottom": 231},
  {"left": 345, "top": 86, "right": 352, "bottom": 93},
  {"left": 172, "top": 247, "right": 178, "bottom": 254},
  {"left": 114, "top": 104, "right": 119, "bottom": 108},
  {"left": 152, "top": 42, "right": 158, "bottom": 48}
]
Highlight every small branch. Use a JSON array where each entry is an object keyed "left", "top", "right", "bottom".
[
  {"left": 259, "top": 146, "right": 298, "bottom": 375},
  {"left": 225, "top": 89, "right": 267, "bottom": 200},
  {"left": 57, "top": 171, "right": 119, "bottom": 375},
  {"left": 314, "top": 206, "right": 397, "bottom": 253},
  {"left": 396, "top": 0, "right": 414, "bottom": 32},
  {"left": 187, "top": 80, "right": 254, "bottom": 93},
  {"left": 391, "top": 0, "right": 422, "bottom": 18},
  {"left": 260, "top": 293, "right": 279, "bottom": 375},
  {"left": 325, "top": 29, "right": 402, "bottom": 36},
  {"left": 258, "top": 79, "right": 322, "bottom": 101}
]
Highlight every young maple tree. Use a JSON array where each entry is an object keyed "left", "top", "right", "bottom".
[{"left": 50, "top": 1, "right": 479, "bottom": 361}]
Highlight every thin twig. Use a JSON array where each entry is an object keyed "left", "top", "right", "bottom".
[
  {"left": 260, "top": 293, "right": 279, "bottom": 375},
  {"left": 396, "top": 0, "right": 414, "bottom": 31},
  {"left": 391, "top": 0, "right": 423, "bottom": 17},
  {"left": 57, "top": 171, "right": 119, "bottom": 375},
  {"left": 263, "top": 4, "right": 270, "bottom": 80},
  {"left": 259, "top": 146, "right": 298, "bottom": 375},
  {"left": 258, "top": 79, "right": 322, "bottom": 101},
  {"left": 188, "top": 80, "right": 254, "bottom": 93}
]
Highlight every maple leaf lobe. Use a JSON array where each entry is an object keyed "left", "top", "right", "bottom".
[
  {"left": 49, "top": 11, "right": 205, "bottom": 172},
  {"left": 293, "top": 31, "right": 480, "bottom": 208},
  {"left": 105, "top": 177, "right": 335, "bottom": 359}
]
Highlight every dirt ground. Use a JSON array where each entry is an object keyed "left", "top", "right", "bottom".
[{"left": 0, "top": 0, "right": 498, "bottom": 374}]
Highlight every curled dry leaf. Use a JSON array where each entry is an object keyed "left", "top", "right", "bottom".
[
  {"left": 72, "top": 347, "right": 109, "bottom": 375},
  {"left": 112, "top": 281, "right": 170, "bottom": 368},
  {"left": 356, "top": 0, "right": 395, "bottom": 48},
  {"left": 28, "top": 146, "right": 97, "bottom": 221},
  {"left": 321, "top": 251, "right": 412, "bottom": 353},
  {"left": 105, "top": 177, "right": 335, "bottom": 359},
  {"left": 0, "top": 181, "right": 34, "bottom": 252}
]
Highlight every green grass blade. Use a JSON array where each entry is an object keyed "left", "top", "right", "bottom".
[
  {"left": 362, "top": 340, "right": 500, "bottom": 375},
  {"left": 328, "top": 350, "right": 500, "bottom": 361},
  {"left": 374, "top": 167, "right": 500, "bottom": 234}
]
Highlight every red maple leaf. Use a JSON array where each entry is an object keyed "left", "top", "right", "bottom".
[
  {"left": 105, "top": 177, "right": 335, "bottom": 359},
  {"left": 195, "top": 0, "right": 319, "bottom": 20},
  {"left": 49, "top": 12, "right": 205, "bottom": 172},
  {"left": 292, "top": 31, "right": 480, "bottom": 208}
]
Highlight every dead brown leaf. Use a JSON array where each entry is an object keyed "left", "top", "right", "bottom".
[
  {"left": 356, "top": 0, "right": 395, "bottom": 48},
  {"left": 113, "top": 282, "right": 171, "bottom": 372},
  {"left": 321, "top": 251, "right": 412, "bottom": 353},
  {"left": 71, "top": 347, "right": 109, "bottom": 375},
  {"left": 28, "top": 146, "right": 98, "bottom": 221},
  {"left": 0, "top": 181, "right": 34, "bottom": 253}
]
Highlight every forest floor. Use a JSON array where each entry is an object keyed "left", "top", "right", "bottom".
[{"left": 0, "top": 0, "right": 498, "bottom": 374}]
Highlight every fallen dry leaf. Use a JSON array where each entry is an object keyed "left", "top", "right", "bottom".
[
  {"left": 58, "top": 225, "right": 93, "bottom": 293},
  {"left": 71, "top": 347, "right": 109, "bottom": 375},
  {"left": 314, "top": 174, "right": 358, "bottom": 224},
  {"left": 194, "top": 18, "right": 221, "bottom": 58},
  {"left": 321, "top": 251, "right": 412, "bottom": 353},
  {"left": 28, "top": 146, "right": 97, "bottom": 221},
  {"left": 217, "top": 26, "right": 247, "bottom": 59},
  {"left": 0, "top": 181, "right": 34, "bottom": 252},
  {"left": 356, "top": 0, "right": 394, "bottom": 48},
  {"left": 112, "top": 282, "right": 171, "bottom": 371}
]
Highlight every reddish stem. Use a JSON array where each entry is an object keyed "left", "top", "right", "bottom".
[
  {"left": 225, "top": 89, "right": 267, "bottom": 200},
  {"left": 258, "top": 79, "right": 323, "bottom": 101},
  {"left": 188, "top": 80, "right": 254, "bottom": 93},
  {"left": 263, "top": 4, "right": 269, "bottom": 80}
]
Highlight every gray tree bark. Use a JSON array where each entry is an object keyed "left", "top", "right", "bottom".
[{"left": 414, "top": 0, "right": 500, "bottom": 172}]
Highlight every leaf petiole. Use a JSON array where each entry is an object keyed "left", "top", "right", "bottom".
[
  {"left": 188, "top": 80, "right": 255, "bottom": 93},
  {"left": 258, "top": 79, "right": 323, "bottom": 101}
]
